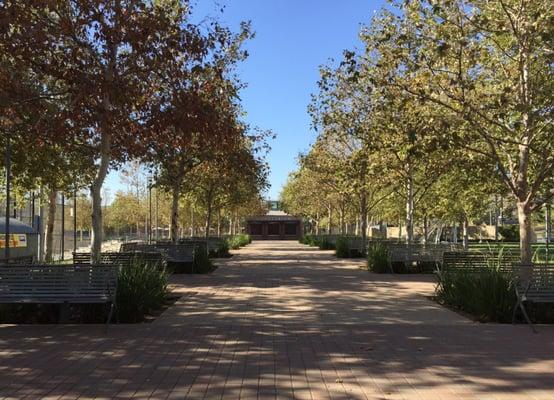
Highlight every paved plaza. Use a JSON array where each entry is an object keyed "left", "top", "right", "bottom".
[{"left": 0, "top": 241, "right": 553, "bottom": 399}]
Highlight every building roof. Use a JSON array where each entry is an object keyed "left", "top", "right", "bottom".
[
  {"left": 267, "top": 210, "right": 288, "bottom": 216},
  {"left": 247, "top": 211, "right": 301, "bottom": 222},
  {"left": 0, "top": 218, "right": 37, "bottom": 234}
]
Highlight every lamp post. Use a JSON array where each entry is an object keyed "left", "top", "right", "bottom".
[
  {"left": 73, "top": 188, "right": 78, "bottom": 255},
  {"left": 546, "top": 203, "right": 551, "bottom": 261},
  {"left": 148, "top": 176, "right": 152, "bottom": 244},
  {"left": 4, "top": 134, "right": 11, "bottom": 261},
  {"left": 61, "top": 193, "right": 65, "bottom": 260}
]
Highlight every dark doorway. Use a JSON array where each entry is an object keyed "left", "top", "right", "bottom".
[
  {"left": 268, "top": 223, "right": 280, "bottom": 235},
  {"left": 250, "top": 223, "right": 263, "bottom": 236},
  {"left": 284, "top": 223, "right": 297, "bottom": 235}
]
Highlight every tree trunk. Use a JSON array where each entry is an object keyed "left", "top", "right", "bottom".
[
  {"left": 44, "top": 189, "right": 57, "bottom": 263},
  {"left": 315, "top": 210, "right": 320, "bottom": 235},
  {"left": 217, "top": 209, "right": 221, "bottom": 237},
  {"left": 398, "top": 220, "right": 402, "bottom": 243},
  {"left": 359, "top": 192, "right": 367, "bottom": 249},
  {"left": 204, "top": 188, "right": 213, "bottom": 239},
  {"left": 405, "top": 163, "right": 414, "bottom": 244},
  {"left": 90, "top": 132, "right": 111, "bottom": 263},
  {"left": 435, "top": 224, "right": 443, "bottom": 244},
  {"left": 339, "top": 207, "right": 344, "bottom": 235},
  {"left": 462, "top": 213, "right": 469, "bottom": 251},
  {"left": 517, "top": 200, "right": 533, "bottom": 265},
  {"left": 327, "top": 204, "right": 332, "bottom": 234},
  {"left": 38, "top": 187, "right": 45, "bottom": 261},
  {"left": 423, "top": 214, "right": 428, "bottom": 245},
  {"left": 170, "top": 183, "right": 181, "bottom": 242},
  {"left": 190, "top": 207, "right": 194, "bottom": 237}
]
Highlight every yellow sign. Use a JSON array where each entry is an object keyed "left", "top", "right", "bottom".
[{"left": 0, "top": 234, "right": 27, "bottom": 248}]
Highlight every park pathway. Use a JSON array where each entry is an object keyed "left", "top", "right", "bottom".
[{"left": 0, "top": 240, "right": 553, "bottom": 399}]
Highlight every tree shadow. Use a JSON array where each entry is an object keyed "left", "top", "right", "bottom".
[{"left": 0, "top": 241, "right": 553, "bottom": 398}]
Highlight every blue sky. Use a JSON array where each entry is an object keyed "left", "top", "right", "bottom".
[{"left": 106, "top": 0, "right": 385, "bottom": 200}]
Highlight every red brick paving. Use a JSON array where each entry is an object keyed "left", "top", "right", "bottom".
[{"left": 0, "top": 241, "right": 553, "bottom": 399}]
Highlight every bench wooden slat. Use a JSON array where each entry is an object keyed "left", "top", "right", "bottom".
[{"left": 0, "top": 265, "right": 117, "bottom": 303}]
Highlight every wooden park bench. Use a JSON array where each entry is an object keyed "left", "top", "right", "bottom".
[
  {"left": 512, "top": 263, "right": 554, "bottom": 333},
  {"left": 386, "top": 243, "right": 459, "bottom": 271},
  {"left": 154, "top": 243, "right": 196, "bottom": 265},
  {"left": 347, "top": 237, "right": 367, "bottom": 256},
  {"left": 73, "top": 252, "right": 164, "bottom": 269},
  {"left": 179, "top": 237, "right": 224, "bottom": 257},
  {"left": 441, "top": 250, "right": 520, "bottom": 274},
  {"left": 0, "top": 264, "right": 118, "bottom": 331},
  {"left": 119, "top": 241, "right": 147, "bottom": 252},
  {"left": 0, "top": 256, "right": 34, "bottom": 264}
]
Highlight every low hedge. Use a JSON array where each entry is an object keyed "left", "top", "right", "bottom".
[
  {"left": 335, "top": 236, "right": 350, "bottom": 258},
  {"left": 226, "top": 234, "right": 251, "bottom": 249},
  {"left": 436, "top": 266, "right": 516, "bottom": 323},
  {"left": 116, "top": 260, "right": 169, "bottom": 323},
  {"left": 367, "top": 242, "right": 391, "bottom": 273}
]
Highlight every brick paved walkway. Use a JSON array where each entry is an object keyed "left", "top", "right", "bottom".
[{"left": 0, "top": 241, "right": 553, "bottom": 399}]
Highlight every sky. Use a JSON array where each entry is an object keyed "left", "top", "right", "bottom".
[{"left": 105, "top": 0, "right": 386, "bottom": 200}]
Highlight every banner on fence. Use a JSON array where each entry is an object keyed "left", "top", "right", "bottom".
[{"left": 0, "top": 234, "right": 27, "bottom": 248}]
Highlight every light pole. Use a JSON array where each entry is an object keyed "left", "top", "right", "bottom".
[
  {"left": 73, "top": 187, "right": 78, "bottom": 255},
  {"left": 155, "top": 185, "right": 159, "bottom": 240},
  {"left": 148, "top": 177, "right": 152, "bottom": 243},
  {"left": 4, "top": 134, "right": 11, "bottom": 261},
  {"left": 546, "top": 203, "right": 551, "bottom": 261},
  {"left": 61, "top": 193, "right": 65, "bottom": 260}
]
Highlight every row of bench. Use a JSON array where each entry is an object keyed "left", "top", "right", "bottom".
[
  {"left": 0, "top": 264, "right": 118, "bottom": 330},
  {"left": 311, "top": 235, "right": 463, "bottom": 263},
  {"left": 311, "top": 236, "right": 553, "bottom": 332},
  {"left": 439, "top": 260, "right": 554, "bottom": 333},
  {"left": 0, "top": 237, "right": 235, "bottom": 330}
]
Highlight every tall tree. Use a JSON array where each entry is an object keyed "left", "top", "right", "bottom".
[
  {"left": 3, "top": 0, "right": 205, "bottom": 261},
  {"left": 366, "top": 0, "right": 553, "bottom": 262}
]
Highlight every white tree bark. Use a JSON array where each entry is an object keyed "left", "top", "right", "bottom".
[
  {"left": 44, "top": 189, "right": 57, "bottom": 262},
  {"left": 90, "top": 132, "right": 111, "bottom": 263}
]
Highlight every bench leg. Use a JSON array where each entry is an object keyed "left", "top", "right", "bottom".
[
  {"left": 59, "top": 303, "right": 70, "bottom": 323},
  {"left": 512, "top": 300, "right": 519, "bottom": 325},
  {"left": 518, "top": 301, "right": 537, "bottom": 334},
  {"left": 105, "top": 302, "right": 115, "bottom": 334}
]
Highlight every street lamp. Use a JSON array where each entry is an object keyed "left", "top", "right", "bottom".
[
  {"left": 4, "top": 133, "right": 11, "bottom": 261},
  {"left": 148, "top": 176, "right": 153, "bottom": 244}
]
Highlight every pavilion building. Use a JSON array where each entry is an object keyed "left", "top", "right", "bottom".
[{"left": 246, "top": 208, "right": 302, "bottom": 241}]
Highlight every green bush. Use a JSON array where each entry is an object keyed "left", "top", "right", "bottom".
[
  {"left": 367, "top": 242, "right": 391, "bottom": 273},
  {"left": 301, "top": 234, "right": 319, "bottom": 246},
  {"left": 116, "top": 261, "right": 169, "bottom": 323},
  {"left": 335, "top": 236, "right": 350, "bottom": 258},
  {"left": 498, "top": 225, "right": 519, "bottom": 241},
  {"left": 318, "top": 236, "right": 335, "bottom": 250},
  {"left": 193, "top": 247, "right": 215, "bottom": 273},
  {"left": 227, "top": 234, "right": 251, "bottom": 249},
  {"left": 436, "top": 267, "right": 516, "bottom": 322},
  {"left": 208, "top": 240, "right": 230, "bottom": 258}
]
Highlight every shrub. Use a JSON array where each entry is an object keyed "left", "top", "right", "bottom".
[
  {"left": 193, "top": 246, "right": 215, "bottom": 273},
  {"left": 335, "top": 236, "right": 350, "bottom": 258},
  {"left": 301, "top": 234, "right": 319, "bottom": 247},
  {"left": 216, "top": 239, "right": 230, "bottom": 258},
  {"left": 436, "top": 266, "right": 516, "bottom": 323},
  {"left": 227, "top": 234, "right": 251, "bottom": 250},
  {"left": 367, "top": 242, "right": 391, "bottom": 273},
  {"left": 498, "top": 225, "right": 519, "bottom": 241},
  {"left": 116, "top": 261, "right": 169, "bottom": 323},
  {"left": 318, "top": 236, "right": 335, "bottom": 250},
  {"left": 416, "top": 261, "right": 439, "bottom": 274}
]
